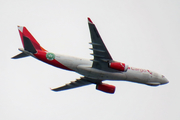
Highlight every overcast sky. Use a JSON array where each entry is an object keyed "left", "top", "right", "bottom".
[{"left": 0, "top": 0, "right": 180, "bottom": 120}]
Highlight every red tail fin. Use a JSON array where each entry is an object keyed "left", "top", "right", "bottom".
[{"left": 18, "top": 26, "right": 46, "bottom": 52}]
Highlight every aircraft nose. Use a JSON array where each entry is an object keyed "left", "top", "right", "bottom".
[{"left": 161, "top": 77, "right": 169, "bottom": 85}]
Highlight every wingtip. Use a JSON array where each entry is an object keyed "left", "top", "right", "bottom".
[
  {"left": 17, "top": 25, "right": 24, "bottom": 32},
  {"left": 50, "top": 87, "right": 57, "bottom": 92},
  {"left": 88, "top": 17, "right": 93, "bottom": 24}
]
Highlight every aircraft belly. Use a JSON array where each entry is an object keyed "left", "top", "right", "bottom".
[
  {"left": 76, "top": 65, "right": 126, "bottom": 80},
  {"left": 55, "top": 54, "right": 92, "bottom": 71}
]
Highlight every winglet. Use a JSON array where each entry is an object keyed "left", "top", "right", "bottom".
[
  {"left": 18, "top": 26, "right": 23, "bottom": 32},
  {"left": 50, "top": 87, "right": 59, "bottom": 92},
  {"left": 88, "top": 17, "right": 93, "bottom": 24},
  {"left": 50, "top": 87, "right": 56, "bottom": 91}
]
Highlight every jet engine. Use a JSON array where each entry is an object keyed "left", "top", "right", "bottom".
[
  {"left": 109, "top": 62, "right": 128, "bottom": 72},
  {"left": 96, "top": 83, "right": 115, "bottom": 94}
]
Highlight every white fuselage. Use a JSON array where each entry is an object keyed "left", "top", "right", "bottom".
[
  {"left": 52, "top": 53, "right": 168, "bottom": 86},
  {"left": 14, "top": 24, "right": 169, "bottom": 94}
]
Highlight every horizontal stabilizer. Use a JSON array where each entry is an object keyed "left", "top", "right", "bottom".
[{"left": 12, "top": 52, "right": 29, "bottom": 59}]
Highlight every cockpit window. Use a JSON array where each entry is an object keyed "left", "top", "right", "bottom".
[{"left": 162, "top": 75, "right": 165, "bottom": 78}]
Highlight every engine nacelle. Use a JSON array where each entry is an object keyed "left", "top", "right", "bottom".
[
  {"left": 109, "top": 62, "right": 128, "bottom": 72},
  {"left": 96, "top": 83, "right": 115, "bottom": 94}
]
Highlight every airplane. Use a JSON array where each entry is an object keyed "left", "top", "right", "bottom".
[{"left": 12, "top": 18, "right": 169, "bottom": 94}]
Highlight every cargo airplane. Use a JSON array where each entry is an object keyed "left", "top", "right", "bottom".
[{"left": 12, "top": 18, "right": 169, "bottom": 94}]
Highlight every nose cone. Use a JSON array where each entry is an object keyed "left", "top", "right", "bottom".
[{"left": 160, "top": 77, "right": 169, "bottom": 85}]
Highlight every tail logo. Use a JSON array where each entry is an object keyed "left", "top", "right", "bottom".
[{"left": 46, "top": 52, "right": 55, "bottom": 60}]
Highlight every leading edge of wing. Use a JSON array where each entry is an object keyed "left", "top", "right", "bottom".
[{"left": 51, "top": 77, "right": 99, "bottom": 92}]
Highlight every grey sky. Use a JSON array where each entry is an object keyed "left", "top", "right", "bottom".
[{"left": 0, "top": 0, "right": 180, "bottom": 120}]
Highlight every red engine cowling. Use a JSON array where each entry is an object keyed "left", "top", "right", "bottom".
[
  {"left": 109, "top": 62, "right": 128, "bottom": 71},
  {"left": 96, "top": 83, "right": 115, "bottom": 94}
]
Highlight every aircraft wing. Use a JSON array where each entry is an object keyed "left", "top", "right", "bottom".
[
  {"left": 51, "top": 77, "right": 98, "bottom": 92},
  {"left": 88, "top": 18, "right": 114, "bottom": 71}
]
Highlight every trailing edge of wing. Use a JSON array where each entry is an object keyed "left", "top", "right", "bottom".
[{"left": 51, "top": 77, "right": 93, "bottom": 92}]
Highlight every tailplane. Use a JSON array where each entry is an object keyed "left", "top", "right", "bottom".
[
  {"left": 12, "top": 26, "right": 46, "bottom": 59},
  {"left": 12, "top": 52, "right": 29, "bottom": 59}
]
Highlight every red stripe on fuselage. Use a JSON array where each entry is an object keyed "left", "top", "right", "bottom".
[{"left": 34, "top": 50, "right": 73, "bottom": 71}]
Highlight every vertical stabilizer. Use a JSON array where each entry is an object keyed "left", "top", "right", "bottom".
[
  {"left": 17, "top": 26, "right": 46, "bottom": 53},
  {"left": 12, "top": 26, "right": 47, "bottom": 59}
]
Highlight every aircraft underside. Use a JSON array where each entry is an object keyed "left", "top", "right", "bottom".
[{"left": 12, "top": 18, "right": 169, "bottom": 94}]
